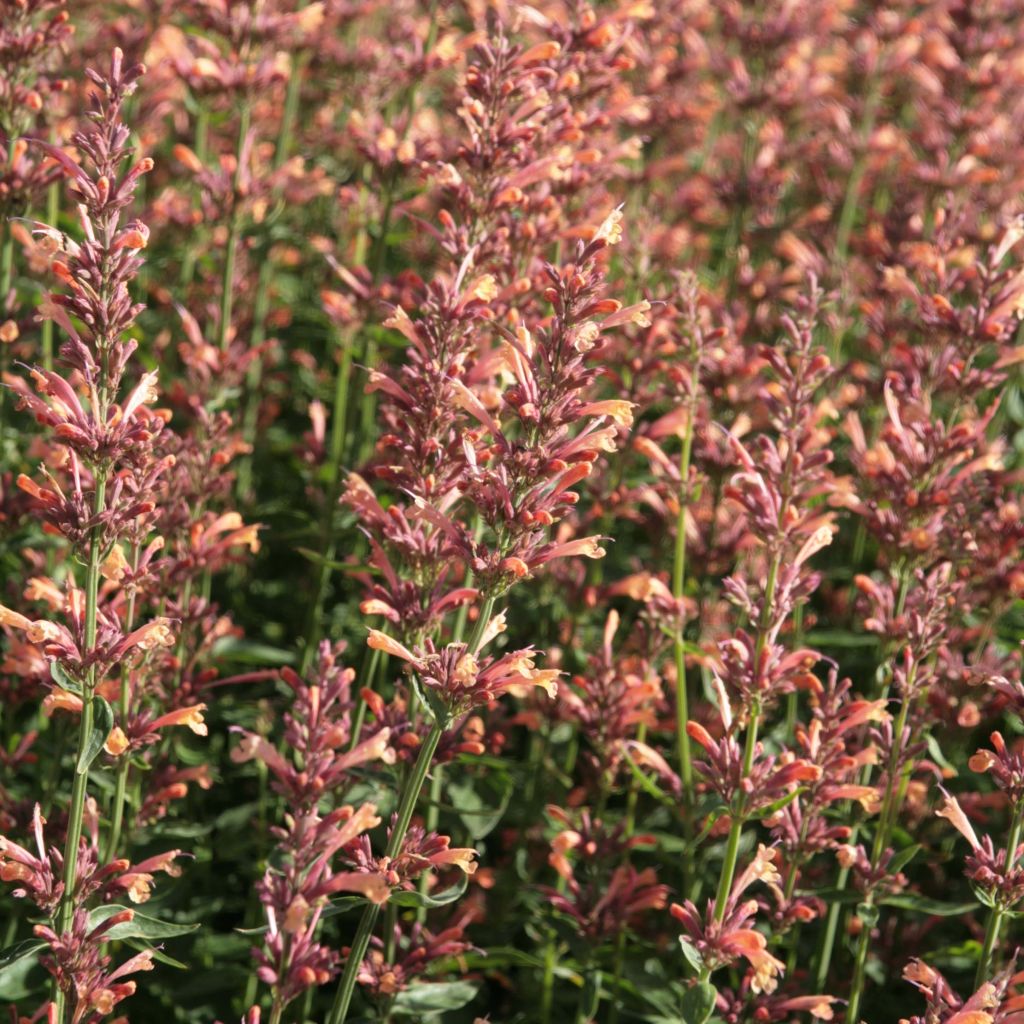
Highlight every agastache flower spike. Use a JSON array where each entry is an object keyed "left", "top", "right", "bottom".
[{"left": 3, "top": 50, "right": 212, "bottom": 1024}]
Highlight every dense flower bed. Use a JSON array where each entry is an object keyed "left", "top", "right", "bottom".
[{"left": 2, "top": 3, "right": 1024, "bottom": 1023}]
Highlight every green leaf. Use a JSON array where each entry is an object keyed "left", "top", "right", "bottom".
[
  {"left": 621, "top": 750, "right": 676, "bottom": 806},
  {"left": 926, "top": 734, "right": 958, "bottom": 777},
  {"left": 390, "top": 980, "right": 478, "bottom": 1015},
  {"left": 887, "top": 843, "right": 922, "bottom": 875},
  {"left": 322, "top": 895, "right": 369, "bottom": 919},
  {"left": 212, "top": 637, "right": 297, "bottom": 666},
  {"left": 754, "top": 787, "right": 804, "bottom": 818},
  {"left": 804, "top": 630, "right": 879, "bottom": 649},
  {"left": 294, "top": 548, "right": 374, "bottom": 573},
  {"left": 51, "top": 661, "right": 82, "bottom": 695},
  {"left": 0, "top": 939, "right": 46, "bottom": 1000},
  {"left": 389, "top": 874, "right": 468, "bottom": 910},
  {"left": 89, "top": 905, "right": 200, "bottom": 941},
  {"left": 679, "top": 938, "right": 704, "bottom": 974},
  {"left": 457, "top": 945, "right": 546, "bottom": 970},
  {"left": 77, "top": 696, "right": 114, "bottom": 774},
  {"left": 123, "top": 938, "right": 189, "bottom": 969},
  {"left": 681, "top": 981, "right": 718, "bottom": 1024},
  {"left": 0, "top": 939, "right": 45, "bottom": 970},
  {"left": 856, "top": 901, "right": 879, "bottom": 929},
  {"left": 405, "top": 674, "right": 448, "bottom": 727},
  {"left": 691, "top": 809, "right": 726, "bottom": 848},
  {"left": 882, "top": 894, "right": 981, "bottom": 917},
  {"left": 447, "top": 774, "right": 514, "bottom": 840},
  {"left": 580, "top": 969, "right": 602, "bottom": 1020}
]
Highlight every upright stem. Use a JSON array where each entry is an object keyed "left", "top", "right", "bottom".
[
  {"left": 574, "top": 957, "right": 598, "bottom": 1024},
  {"left": 174, "top": 576, "right": 194, "bottom": 686},
  {"left": 540, "top": 736, "right": 580, "bottom": 1024},
  {"left": 0, "top": 196, "right": 15, "bottom": 450},
  {"left": 352, "top": 0, "right": 440, "bottom": 467},
  {"left": 301, "top": 326, "right": 355, "bottom": 671},
  {"left": 415, "top": 581, "right": 483, "bottom": 919},
  {"left": 347, "top": 645, "right": 382, "bottom": 752},
  {"left": 607, "top": 717, "right": 647, "bottom": 1024},
  {"left": 834, "top": 85, "right": 881, "bottom": 267},
  {"left": 237, "top": 47, "right": 310, "bottom": 501},
  {"left": 417, "top": 762, "right": 445, "bottom": 925},
  {"left": 105, "top": 543, "right": 142, "bottom": 862},
  {"left": 831, "top": 83, "right": 880, "bottom": 365},
  {"left": 218, "top": 101, "right": 251, "bottom": 351},
  {"left": 325, "top": 718, "right": 446, "bottom": 1024},
  {"left": 673, "top": 391, "right": 698, "bottom": 827},
  {"left": 699, "top": 542, "right": 781, "bottom": 985},
  {"left": 711, "top": 713, "right": 760, "bottom": 925},
  {"left": 54, "top": 475, "right": 107, "bottom": 1021},
  {"left": 179, "top": 104, "right": 208, "bottom": 290},
  {"left": 814, "top": 858, "right": 849, "bottom": 991},
  {"left": 845, "top": 665, "right": 915, "bottom": 1024},
  {"left": 41, "top": 134, "right": 59, "bottom": 373},
  {"left": 975, "top": 800, "right": 1024, "bottom": 987},
  {"left": 815, "top": 571, "right": 910, "bottom": 990},
  {"left": 467, "top": 597, "right": 495, "bottom": 654}
]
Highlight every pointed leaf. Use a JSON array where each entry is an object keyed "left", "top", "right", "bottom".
[
  {"left": 389, "top": 874, "right": 468, "bottom": 910},
  {"left": 882, "top": 894, "right": 981, "bottom": 917},
  {"left": 679, "top": 938, "right": 704, "bottom": 973},
  {"left": 682, "top": 982, "right": 717, "bottom": 1024},
  {"left": 77, "top": 696, "right": 113, "bottom": 774},
  {"left": 89, "top": 905, "right": 200, "bottom": 941},
  {"left": 51, "top": 661, "right": 82, "bottom": 695},
  {"left": 886, "top": 843, "right": 922, "bottom": 875},
  {"left": 390, "top": 980, "right": 478, "bottom": 1015}
]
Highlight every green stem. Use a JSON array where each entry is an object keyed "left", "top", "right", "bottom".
[
  {"left": 414, "top": 584, "right": 483, "bottom": 920},
  {"left": 105, "top": 543, "right": 142, "bottom": 862},
  {"left": 608, "top": 718, "right": 648, "bottom": 1024},
  {"left": 237, "top": 46, "right": 310, "bottom": 501},
  {"left": 831, "top": 84, "right": 880, "bottom": 364},
  {"left": 347, "top": 645, "right": 382, "bottom": 752},
  {"left": 699, "top": 541, "right": 782, "bottom": 983},
  {"left": 0, "top": 209, "right": 14, "bottom": 451},
  {"left": 673, "top": 395, "right": 697, "bottom": 822},
  {"left": 845, "top": 664, "right": 916, "bottom": 1023},
  {"left": 835, "top": 85, "right": 881, "bottom": 266},
  {"left": 325, "top": 718, "right": 446, "bottom": 1024},
  {"left": 607, "top": 932, "right": 627, "bottom": 1024},
  {"left": 41, "top": 133, "right": 58, "bottom": 373},
  {"left": 353, "top": 1, "right": 440, "bottom": 468},
  {"left": 541, "top": 935, "right": 560, "bottom": 1024},
  {"left": 218, "top": 101, "right": 252, "bottom": 351},
  {"left": 174, "top": 576, "right": 194, "bottom": 686},
  {"left": 574, "top": 958, "right": 598, "bottom": 1024},
  {"left": 974, "top": 800, "right": 1024, "bottom": 987},
  {"left": 301, "top": 326, "right": 355, "bottom": 671},
  {"left": 813, "top": 858, "right": 847, "bottom": 991},
  {"left": 540, "top": 737, "right": 579, "bottom": 1024},
  {"left": 711, "top": 714, "right": 760, "bottom": 926},
  {"left": 54, "top": 475, "right": 107, "bottom": 1021},
  {"left": 846, "top": 920, "right": 872, "bottom": 1024},
  {"left": 816, "top": 570, "right": 911, "bottom": 990},
  {"left": 466, "top": 596, "right": 496, "bottom": 655},
  {"left": 416, "top": 762, "right": 445, "bottom": 924},
  {"left": 179, "top": 104, "right": 208, "bottom": 289}
]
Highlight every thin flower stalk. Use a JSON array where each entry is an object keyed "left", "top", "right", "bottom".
[{"left": 671, "top": 274, "right": 707, "bottom": 872}]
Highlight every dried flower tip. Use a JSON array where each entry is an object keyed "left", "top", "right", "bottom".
[
  {"left": 593, "top": 207, "right": 624, "bottom": 246},
  {"left": 101, "top": 545, "right": 131, "bottom": 582}
]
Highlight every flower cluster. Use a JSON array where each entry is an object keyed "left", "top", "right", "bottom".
[{"left": 6, "top": 3, "right": 1024, "bottom": 1024}]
